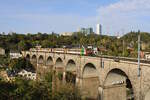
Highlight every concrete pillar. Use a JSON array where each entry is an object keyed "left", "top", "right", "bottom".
[
  {"left": 75, "top": 77, "right": 82, "bottom": 89},
  {"left": 98, "top": 86, "right": 103, "bottom": 100},
  {"left": 76, "top": 77, "right": 79, "bottom": 84},
  {"left": 81, "top": 77, "right": 99, "bottom": 99},
  {"left": 63, "top": 71, "right": 66, "bottom": 83}
]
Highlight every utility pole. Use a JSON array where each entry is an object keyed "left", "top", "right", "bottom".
[
  {"left": 137, "top": 30, "right": 142, "bottom": 100},
  {"left": 138, "top": 30, "right": 141, "bottom": 77},
  {"left": 122, "top": 29, "right": 125, "bottom": 57},
  {"left": 123, "top": 40, "right": 125, "bottom": 56},
  {"left": 99, "top": 27, "right": 103, "bottom": 68}
]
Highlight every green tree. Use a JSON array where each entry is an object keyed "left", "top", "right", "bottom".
[
  {"left": 18, "top": 41, "right": 27, "bottom": 51},
  {"left": 0, "top": 72, "right": 81, "bottom": 100},
  {"left": 9, "top": 58, "right": 34, "bottom": 73}
]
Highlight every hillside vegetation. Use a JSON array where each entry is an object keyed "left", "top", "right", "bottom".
[{"left": 0, "top": 31, "right": 150, "bottom": 57}]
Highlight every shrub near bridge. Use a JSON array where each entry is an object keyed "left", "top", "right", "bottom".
[
  {"left": 8, "top": 57, "right": 35, "bottom": 73},
  {"left": 0, "top": 71, "right": 81, "bottom": 100}
]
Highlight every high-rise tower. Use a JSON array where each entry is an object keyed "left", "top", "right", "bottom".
[{"left": 96, "top": 24, "right": 102, "bottom": 35}]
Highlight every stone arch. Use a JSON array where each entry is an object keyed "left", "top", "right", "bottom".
[
  {"left": 82, "top": 63, "right": 100, "bottom": 99},
  {"left": 46, "top": 56, "right": 53, "bottom": 66},
  {"left": 103, "top": 68, "right": 134, "bottom": 100},
  {"left": 82, "top": 63, "right": 98, "bottom": 78},
  {"left": 104, "top": 69, "right": 127, "bottom": 86},
  {"left": 55, "top": 57, "right": 64, "bottom": 68},
  {"left": 31, "top": 55, "right": 37, "bottom": 63},
  {"left": 66, "top": 59, "right": 76, "bottom": 84},
  {"left": 66, "top": 59, "right": 76, "bottom": 72},
  {"left": 144, "top": 88, "right": 150, "bottom": 100},
  {"left": 38, "top": 55, "right": 44, "bottom": 64},
  {"left": 26, "top": 54, "right": 30, "bottom": 60}
]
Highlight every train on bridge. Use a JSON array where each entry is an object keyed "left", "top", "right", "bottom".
[{"left": 30, "top": 47, "right": 96, "bottom": 56}]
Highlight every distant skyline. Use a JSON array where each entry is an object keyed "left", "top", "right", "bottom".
[{"left": 0, "top": 0, "right": 150, "bottom": 35}]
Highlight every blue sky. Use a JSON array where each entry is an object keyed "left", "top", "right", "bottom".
[{"left": 0, "top": 0, "right": 150, "bottom": 35}]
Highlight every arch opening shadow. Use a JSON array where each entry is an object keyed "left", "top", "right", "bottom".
[
  {"left": 82, "top": 63, "right": 99, "bottom": 99},
  {"left": 83, "top": 63, "right": 98, "bottom": 78},
  {"left": 38, "top": 55, "right": 44, "bottom": 64},
  {"left": 66, "top": 60, "right": 76, "bottom": 72},
  {"left": 55, "top": 58, "right": 64, "bottom": 68},
  {"left": 26, "top": 54, "right": 30, "bottom": 60},
  {"left": 46, "top": 56, "right": 53, "bottom": 66},
  {"left": 104, "top": 69, "right": 134, "bottom": 100},
  {"left": 32, "top": 55, "right": 37, "bottom": 63},
  {"left": 66, "top": 60, "right": 76, "bottom": 84}
]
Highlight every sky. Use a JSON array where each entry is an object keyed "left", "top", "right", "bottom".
[{"left": 0, "top": 0, "right": 150, "bottom": 35}]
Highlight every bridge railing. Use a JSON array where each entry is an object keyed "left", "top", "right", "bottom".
[{"left": 99, "top": 55, "right": 150, "bottom": 64}]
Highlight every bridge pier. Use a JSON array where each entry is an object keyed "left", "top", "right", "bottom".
[
  {"left": 63, "top": 71, "right": 66, "bottom": 83},
  {"left": 101, "top": 84, "right": 126, "bottom": 100},
  {"left": 81, "top": 77, "right": 100, "bottom": 99}
]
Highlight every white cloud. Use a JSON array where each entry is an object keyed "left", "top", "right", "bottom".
[
  {"left": 96, "top": 0, "right": 150, "bottom": 35},
  {"left": 99, "top": 0, "right": 150, "bottom": 13}
]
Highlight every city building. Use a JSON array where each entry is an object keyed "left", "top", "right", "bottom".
[
  {"left": 144, "top": 52, "right": 150, "bottom": 60},
  {"left": 18, "top": 69, "right": 36, "bottom": 80},
  {"left": 0, "top": 48, "right": 5, "bottom": 55},
  {"left": 60, "top": 32, "right": 74, "bottom": 36},
  {"left": 78, "top": 27, "right": 93, "bottom": 34},
  {"left": 96, "top": 24, "right": 102, "bottom": 35},
  {"left": 10, "top": 51, "right": 22, "bottom": 59}
]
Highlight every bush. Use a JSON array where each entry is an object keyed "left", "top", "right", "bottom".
[
  {"left": 0, "top": 72, "right": 82, "bottom": 100},
  {"left": 53, "top": 83, "right": 81, "bottom": 100},
  {"left": 66, "top": 71, "right": 76, "bottom": 84},
  {"left": 9, "top": 57, "right": 35, "bottom": 73},
  {"left": 57, "top": 72, "right": 63, "bottom": 81}
]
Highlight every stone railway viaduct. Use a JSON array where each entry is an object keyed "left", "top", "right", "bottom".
[{"left": 22, "top": 48, "right": 150, "bottom": 100}]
